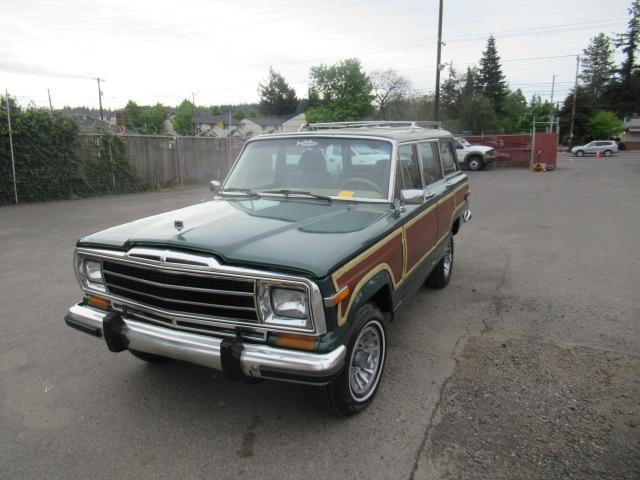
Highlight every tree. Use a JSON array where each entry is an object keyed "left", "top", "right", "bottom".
[
  {"left": 123, "top": 100, "right": 142, "bottom": 129},
  {"left": 258, "top": 67, "right": 298, "bottom": 116},
  {"left": 462, "top": 66, "right": 482, "bottom": 98},
  {"left": 210, "top": 105, "right": 222, "bottom": 115},
  {"left": 173, "top": 99, "right": 196, "bottom": 135},
  {"left": 137, "top": 103, "right": 166, "bottom": 135},
  {"left": 458, "top": 94, "right": 497, "bottom": 133},
  {"left": 517, "top": 95, "right": 553, "bottom": 132},
  {"left": 479, "top": 35, "right": 508, "bottom": 113},
  {"left": 439, "top": 65, "right": 462, "bottom": 120},
  {"left": 370, "top": 69, "right": 412, "bottom": 119},
  {"left": 305, "top": 58, "right": 373, "bottom": 123},
  {"left": 558, "top": 86, "right": 598, "bottom": 144},
  {"left": 616, "top": 0, "right": 640, "bottom": 86},
  {"left": 233, "top": 107, "right": 247, "bottom": 121},
  {"left": 580, "top": 33, "right": 616, "bottom": 99},
  {"left": 585, "top": 111, "right": 625, "bottom": 139},
  {"left": 501, "top": 89, "right": 527, "bottom": 133}
]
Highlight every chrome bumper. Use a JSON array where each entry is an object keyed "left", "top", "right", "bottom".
[{"left": 65, "top": 303, "right": 346, "bottom": 385}]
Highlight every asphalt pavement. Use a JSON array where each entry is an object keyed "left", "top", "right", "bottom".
[{"left": 1, "top": 152, "right": 638, "bottom": 479}]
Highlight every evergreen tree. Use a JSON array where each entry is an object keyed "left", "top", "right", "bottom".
[
  {"left": 461, "top": 66, "right": 482, "bottom": 98},
  {"left": 173, "top": 99, "right": 196, "bottom": 135},
  {"left": 439, "top": 65, "right": 462, "bottom": 120},
  {"left": 258, "top": 68, "right": 298, "bottom": 116},
  {"left": 616, "top": 0, "right": 640, "bottom": 85},
  {"left": 479, "top": 35, "right": 508, "bottom": 113},
  {"left": 580, "top": 33, "right": 616, "bottom": 99}
]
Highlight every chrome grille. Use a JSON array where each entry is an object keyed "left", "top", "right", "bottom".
[{"left": 102, "top": 261, "right": 258, "bottom": 322}]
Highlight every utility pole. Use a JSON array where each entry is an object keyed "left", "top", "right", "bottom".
[
  {"left": 191, "top": 92, "right": 197, "bottom": 136},
  {"left": 433, "top": 0, "right": 444, "bottom": 121},
  {"left": 94, "top": 77, "right": 105, "bottom": 121},
  {"left": 568, "top": 56, "right": 580, "bottom": 147},
  {"left": 5, "top": 90, "right": 18, "bottom": 204},
  {"left": 47, "top": 88, "right": 53, "bottom": 112},
  {"left": 548, "top": 74, "right": 556, "bottom": 133}
]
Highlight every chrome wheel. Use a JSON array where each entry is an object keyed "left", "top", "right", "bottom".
[
  {"left": 468, "top": 158, "right": 481, "bottom": 171},
  {"left": 443, "top": 239, "right": 453, "bottom": 278},
  {"left": 349, "top": 322, "right": 384, "bottom": 401}
]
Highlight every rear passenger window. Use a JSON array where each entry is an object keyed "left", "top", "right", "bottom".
[
  {"left": 439, "top": 140, "right": 458, "bottom": 175},
  {"left": 396, "top": 144, "right": 422, "bottom": 190},
  {"left": 419, "top": 143, "right": 443, "bottom": 185}
]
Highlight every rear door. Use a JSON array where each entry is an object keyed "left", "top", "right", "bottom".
[{"left": 437, "top": 138, "right": 468, "bottom": 240}]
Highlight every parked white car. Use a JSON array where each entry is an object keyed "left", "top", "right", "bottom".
[
  {"left": 571, "top": 140, "right": 618, "bottom": 157},
  {"left": 454, "top": 137, "right": 496, "bottom": 171}
]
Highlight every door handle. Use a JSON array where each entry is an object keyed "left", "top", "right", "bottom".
[
  {"left": 425, "top": 192, "right": 436, "bottom": 200},
  {"left": 445, "top": 182, "right": 454, "bottom": 188}
]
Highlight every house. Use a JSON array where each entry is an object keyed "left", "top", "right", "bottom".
[
  {"left": 623, "top": 115, "right": 640, "bottom": 149},
  {"left": 282, "top": 113, "right": 306, "bottom": 132}
]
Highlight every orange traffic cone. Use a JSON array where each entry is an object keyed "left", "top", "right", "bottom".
[{"left": 595, "top": 151, "right": 601, "bottom": 160}]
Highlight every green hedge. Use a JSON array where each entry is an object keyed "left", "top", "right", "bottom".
[{"left": 1, "top": 97, "right": 148, "bottom": 205}]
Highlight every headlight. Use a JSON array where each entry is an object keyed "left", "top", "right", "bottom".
[
  {"left": 257, "top": 281, "right": 311, "bottom": 330},
  {"left": 84, "top": 259, "right": 103, "bottom": 284},
  {"left": 75, "top": 254, "right": 106, "bottom": 293},
  {"left": 271, "top": 288, "right": 307, "bottom": 318},
  {"left": 484, "top": 150, "right": 494, "bottom": 156}
]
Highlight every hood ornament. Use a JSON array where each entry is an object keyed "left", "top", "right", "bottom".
[{"left": 174, "top": 220, "right": 184, "bottom": 232}]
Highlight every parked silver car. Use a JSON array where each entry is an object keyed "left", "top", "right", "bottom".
[{"left": 571, "top": 140, "right": 618, "bottom": 157}]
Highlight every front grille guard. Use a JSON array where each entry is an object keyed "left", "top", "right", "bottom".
[{"left": 75, "top": 246, "right": 327, "bottom": 336}]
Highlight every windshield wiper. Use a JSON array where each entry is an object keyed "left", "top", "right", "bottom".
[
  {"left": 260, "top": 189, "right": 332, "bottom": 202},
  {"left": 220, "top": 187, "right": 260, "bottom": 197}
]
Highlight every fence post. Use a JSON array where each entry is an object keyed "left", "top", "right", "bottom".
[
  {"left": 4, "top": 90, "right": 18, "bottom": 204},
  {"left": 107, "top": 138, "right": 116, "bottom": 188}
]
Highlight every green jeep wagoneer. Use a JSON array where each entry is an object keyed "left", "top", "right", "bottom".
[{"left": 66, "top": 121, "right": 471, "bottom": 416}]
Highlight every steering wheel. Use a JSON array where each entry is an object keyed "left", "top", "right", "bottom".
[{"left": 340, "top": 177, "right": 383, "bottom": 194}]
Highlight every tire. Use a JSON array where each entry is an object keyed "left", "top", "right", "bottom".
[
  {"left": 426, "top": 236, "right": 454, "bottom": 289},
  {"left": 604, "top": 150, "right": 612, "bottom": 157},
  {"left": 313, "top": 303, "right": 387, "bottom": 417},
  {"left": 575, "top": 150, "right": 584, "bottom": 157},
  {"left": 129, "top": 350, "right": 173, "bottom": 364},
  {"left": 467, "top": 156, "right": 483, "bottom": 171}
]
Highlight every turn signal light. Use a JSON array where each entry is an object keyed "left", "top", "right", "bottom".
[
  {"left": 87, "top": 294, "right": 109, "bottom": 310},
  {"left": 274, "top": 333, "right": 316, "bottom": 351}
]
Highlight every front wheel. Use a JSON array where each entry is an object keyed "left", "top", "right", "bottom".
[
  {"left": 313, "top": 303, "right": 387, "bottom": 416},
  {"left": 467, "top": 156, "right": 483, "bottom": 171},
  {"left": 426, "top": 236, "right": 454, "bottom": 289},
  {"left": 604, "top": 150, "right": 612, "bottom": 157}
]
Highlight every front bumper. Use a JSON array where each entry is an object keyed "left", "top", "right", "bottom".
[
  {"left": 65, "top": 303, "right": 346, "bottom": 385},
  {"left": 483, "top": 154, "right": 496, "bottom": 164}
]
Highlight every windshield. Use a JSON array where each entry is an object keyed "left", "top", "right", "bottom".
[
  {"left": 223, "top": 137, "right": 393, "bottom": 200},
  {"left": 456, "top": 137, "right": 471, "bottom": 147}
]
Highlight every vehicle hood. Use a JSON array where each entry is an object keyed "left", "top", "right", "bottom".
[
  {"left": 78, "top": 198, "right": 398, "bottom": 278},
  {"left": 468, "top": 145, "right": 494, "bottom": 153}
]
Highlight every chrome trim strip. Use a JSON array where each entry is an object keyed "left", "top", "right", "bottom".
[
  {"left": 66, "top": 304, "right": 345, "bottom": 385},
  {"left": 102, "top": 269, "right": 255, "bottom": 296},
  {"left": 76, "top": 247, "right": 327, "bottom": 335}
]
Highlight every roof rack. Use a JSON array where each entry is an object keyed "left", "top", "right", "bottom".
[{"left": 299, "top": 120, "right": 441, "bottom": 132}]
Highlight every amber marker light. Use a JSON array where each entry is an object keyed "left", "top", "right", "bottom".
[
  {"left": 324, "top": 286, "right": 350, "bottom": 307},
  {"left": 274, "top": 333, "right": 317, "bottom": 351},
  {"left": 87, "top": 294, "right": 109, "bottom": 310}
]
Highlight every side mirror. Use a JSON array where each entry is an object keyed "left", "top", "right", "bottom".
[
  {"left": 210, "top": 180, "right": 221, "bottom": 194},
  {"left": 400, "top": 189, "right": 424, "bottom": 204}
]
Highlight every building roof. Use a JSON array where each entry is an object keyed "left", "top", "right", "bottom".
[
  {"left": 246, "top": 116, "right": 285, "bottom": 128},
  {"left": 196, "top": 114, "right": 241, "bottom": 126}
]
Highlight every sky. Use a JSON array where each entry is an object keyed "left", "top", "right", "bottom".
[{"left": 0, "top": 0, "right": 632, "bottom": 111}]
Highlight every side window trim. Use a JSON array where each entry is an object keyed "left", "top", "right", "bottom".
[
  {"left": 417, "top": 140, "right": 444, "bottom": 189},
  {"left": 438, "top": 138, "right": 459, "bottom": 178}
]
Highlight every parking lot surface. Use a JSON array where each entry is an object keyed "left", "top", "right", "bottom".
[{"left": 1, "top": 153, "right": 639, "bottom": 479}]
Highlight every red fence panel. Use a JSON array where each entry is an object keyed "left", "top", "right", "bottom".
[{"left": 461, "top": 133, "right": 557, "bottom": 168}]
